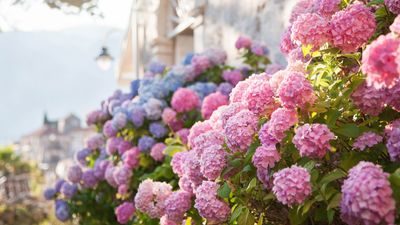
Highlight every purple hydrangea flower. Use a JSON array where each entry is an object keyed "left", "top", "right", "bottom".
[
  {"left": 55, "top": 200, "right": 70, "bottom": 222},
  {"left": 94, "top": 160, "right": 111, "bottom": 180},
  {"left": 60, "top": 182, "right": 78, "bottom": 199},
  {"left": 115, "top": 202, "right": 136, "bottom": 224},
  {"left": 149, "top": 122, "right": 168, "bottom": 138},
  {"left": 82, "top": 169, "right": 98, "bottom": 188},
  {"left": 43, "top": 188, "right": 56, "bottom": 200},
  {"left": 67, "top": 165, "right": 83, "bottom": 183},
  {"left": 54, "top": 179, "right": 66, "bottom": 192},
  {"left": 75, "top": 148, "right": 92, "bottom": 167},
  {"left": 128, "top": 104, "right": 146, "bottom": 128},
  {"left": 217, "top": 82, "right": 233, "bottom": 96},
  {"left": 138, "top": 135, "right": 156, "bottom": 152},
  {"left": 112, "top": 112, "right": 128, "bottom": 130}
]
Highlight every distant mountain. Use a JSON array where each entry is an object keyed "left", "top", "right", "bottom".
[{"left": 0, "top": 25, "right": 124, "bottom": 144}]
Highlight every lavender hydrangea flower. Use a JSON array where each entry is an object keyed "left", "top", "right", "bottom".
[
  {"left": 128, "top": 104, "right": 145, "bottom": 127},
  {"left": 75, "top": 148, "right": 92, "bottom": 167},
  {"left": 54, "top": 179, "right": 66, "bottom": 192},
  {"left": 103, "top": 120, "right": 118, "bottom": 137},
  {"left": 82, "top": 169, "right": 98, "bottom": 188},
  {"left": 143, "top": 98, "right": 164, "bottom": 121},
  {"left": 217, "top": 82, "right": 233, "bottom": 96},
  {"left": 250, "top": 41, "right": 269, "bottom": 56},
  {"left": 113, "top": 165, "right": 133, "bottom": 186},
  {"left": 187, "top": 82, "right": 217, "bottom": 100},
  {"left": 115, "top": 202, "right": 136, "bottom": 224},
  {"left": 147, "top": 61, "right": 166, "bottom": 74},
  {"left": 112, "top": 112, "right": 128, "bottom": 130},
  {"left": 67, "top": 165, "right": 82, "bottom": 183},
  {"left": 138, "top": 135, "right": 156, "bottom": 152},
  {"left": 353, "top": 132, "right": 383, "bottom": 151},
  {"left": 94, "top": 160, "right": 111, "bottom": 180},
  {"left": 149, "top": 122, "right": 168, "bottom": 138},
  {"left": 182, "top": 53, "right": 194, "bottom": 65},
  {"left": 130, "top": 79, "right": 140, "bottom": 96}
]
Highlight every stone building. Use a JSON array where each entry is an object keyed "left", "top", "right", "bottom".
[
  {"left": 116, "top": 0, "right": 296, "bottom": 86},
  {"left": 15, "top": 113, "right": 93, "bottom": 171}
]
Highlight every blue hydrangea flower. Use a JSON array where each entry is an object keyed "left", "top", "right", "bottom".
[
  {"left": 55, "top": 200, "right": 71, "bottom": 222},
  {"left": 217, "top": 82, "right": 234, "bottom": 96},
  {"left": 147, "top": 61, "right": 166, "bottom": 74},
  {"left": 54, "top": 179, "right": 66, "bottom": 192},
  {"left": 127, "top": 104, "right": 146, "bottom": 127},
  {"left": 149, "top": 122, "right": 168, "bottom": 138},
  {"left": 138, "top": 78, "right": 169, "bottom": 101},
  {"left": 138, "top": 135, "right": 156, "bottom": 152},
  {"left": 162, "top": 71, "right": 185, "bottom": 92},
  {"left": 131, "top": 79, "right": 140, "bottom": 96},
  {"left": 187, "top": 82, "right": 217, "bottom": 100},
  {"left": 43, "top": 188, "right": 56, "bottom": 200},
  {"left": 182, "top": 53, "right": 194, "bottom": 65},
  {"left": 60, "top": 182, "right": 77, "bottom": 199},
  {"left": 143, "top": 98, "right": 164, "bottom": 121}
]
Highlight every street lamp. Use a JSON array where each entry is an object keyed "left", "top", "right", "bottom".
[{"left": 96, "top": 46, "right": 114, "bottom": 71}]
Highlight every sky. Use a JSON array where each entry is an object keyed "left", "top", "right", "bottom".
[{"left": 0, "top": 0, "right": 132, "bottom": 145}]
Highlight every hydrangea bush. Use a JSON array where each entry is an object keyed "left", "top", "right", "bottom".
[
  {"left": 134, "top": 0, "right": 400, "bottom": 224},
  {"left": 44, "top": 39, "right": 272, "bottom": 224}
]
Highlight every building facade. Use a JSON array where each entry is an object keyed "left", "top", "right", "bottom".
[
  {"left": 15, "top": 113, "right": 93, "bottom": 176},
  {"left": 116, "top": 0, "right": 296, "bottom": 86}
]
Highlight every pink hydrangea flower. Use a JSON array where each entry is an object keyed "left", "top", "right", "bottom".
[
  {"left": 200, "top": 145, "right": 227, "bottom": 180},
  {"left": 220, "top": 103, "right": 246, "bottom": 129},
  {"left": 150, "top": 143, "right": 166, "bottom": 162},
  {"left": 162, "top": 108, "right": 183, "bottom": 132},
  {"left": 222, "top": 69, "right": 243, "bottom": 85},
  {"left": 118, "top": 184, "right": 129, "bottom": 195},
  {"left": 385, "top": 119, "right": 400, "bottom": 161},
  {"left": 272, "top": 166, "right": 312, "bottom": 206},
  {"left": 160, "top": 215, "right": 179, "bottom": 225},
  {"left": 362, "top": 34, "right": 400, "bottom": 88},
  {"left": 194, "top": 181, "right": 230, "bottom": 224},
  {"left": 188, "top": 121, "right": 213, "bottom": 148},
  {"left": 351, "top": 82, "right": 388, "bottom": 116},
  {"left": 191, "top": 55, "right": 212, "bottom": 75},
  {"left": 257, "top": 168, "right": 272, "bottom": 189},
  {"left": 235, "top": 36, "right": 252, "bottom": 49},
  {"left": 171, "top": 88, "right": 200, "bottom": 113},
  {"left": 340, "top": 162, "right": 395, "bottom": 225},
  {"left": 269, "top": 70, "right": 288, "bottom": 93},
  {"left": 242, "top": 75, "right": 279, "bottom": 116},
  {"left": 209, "top": 105, "right": 228, "bottom": 132},
  {"left": 115, "top": 202, "right": 135, "bottom": 224},
  {"left": 331, "top": 2, "right": 376, "bottom": 53},
  {"left": 252, "top": 145, "right": 281, "bottom": 171},
  {"left": 192, "top": 130, "right": 225, "bottom": 157},
  {"left": 313, "top": 0, "right": 341, "bottom": 18},
  {"left": 113, "top": 165, "right": 132, "bottom": 186},
  {"left": 86, "top": 134, "right": 104, "bottom": 150},
  {"left": 390, "top": 15, "right": 400, "bottom": 34},
  {"left": 291, "top": 13, "right": 332, "bottom": 49},
  {"left": 259, "top": 108, "right": 298, "bottom": 145},
  {"left": 164, "top": 190, "right": 192, "bottom": 223},
  {"left": 280, "top": 26, "right": 298, "bottom": 56},
  {"left": 277, "top": 71, "right": 316, "bottom": 109},
  {"left": 229, "top": 79, "right": 251, "bottom": 103},
  {"left": 171, "top": 151, "right": 186, "bottom": 177},
  {"left": 385, "top": 0, "right": 400, "bottom": 14},
  {"left": 289, "top": 0, "right": 315, "bottom": 23},
  {"left": 293, "top": 123, "right": 335, "bottom": 158},
  {"left": 387, "top": 82, "right": 400, "bottom": 111},
  {"left": 134, "top": 179, "right": 173, "bottom": 218},
  {"left": 201, "top": 92, "right": 229, "bottom": 119},
  {"left": 122, "top": 147, "right": 140, "bottom": 169},
  {"left": 224, "top": 109, "right": 258, "bottom": 152},
  {"left": 176, "top": 128, "right": 190, "bottom": 145},
  {"left": 353, "top": 132, "right": 383, "bottom": 151}
]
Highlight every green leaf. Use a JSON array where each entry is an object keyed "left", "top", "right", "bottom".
[
  {"left": 334, "top": 123, "right": 361, "bottom": 138},
  {"left": 230, "top": 205, "right": 244, "bottom": 223},
  {"left": 163, "top": 145, "right": 184, "bottom": 157},
  {"left": 327, "top": 209, "right": 335, "bottom": 224},
  {"left": 229, "top": 158, "right": 243, "bottom": 168},
  {"left": 238, "top": 208, "right": 255, "bottom": 225},
  {"left": 246, "top": 178, "right": 257, "bottom": 193},
  {"left": 327, "top": 193, "right": 342, "bottom": 210},
  {"left": 289, "top": 206, "right": 308, "bottom": 225},
  {"left": 257, "top": 213, "right": 264, "bottom": 225},
  {"left": 217, "top": 182, "right": 231, "bottom": 199},
  {"left": 303, "top": 160, "right": 316, "bottom": 172},
  {"left": 302, "top": 199, "right": 316, "bottom": 215},
  {"left": 320, "top": 169, "right": 347, "bottom": 185}
]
